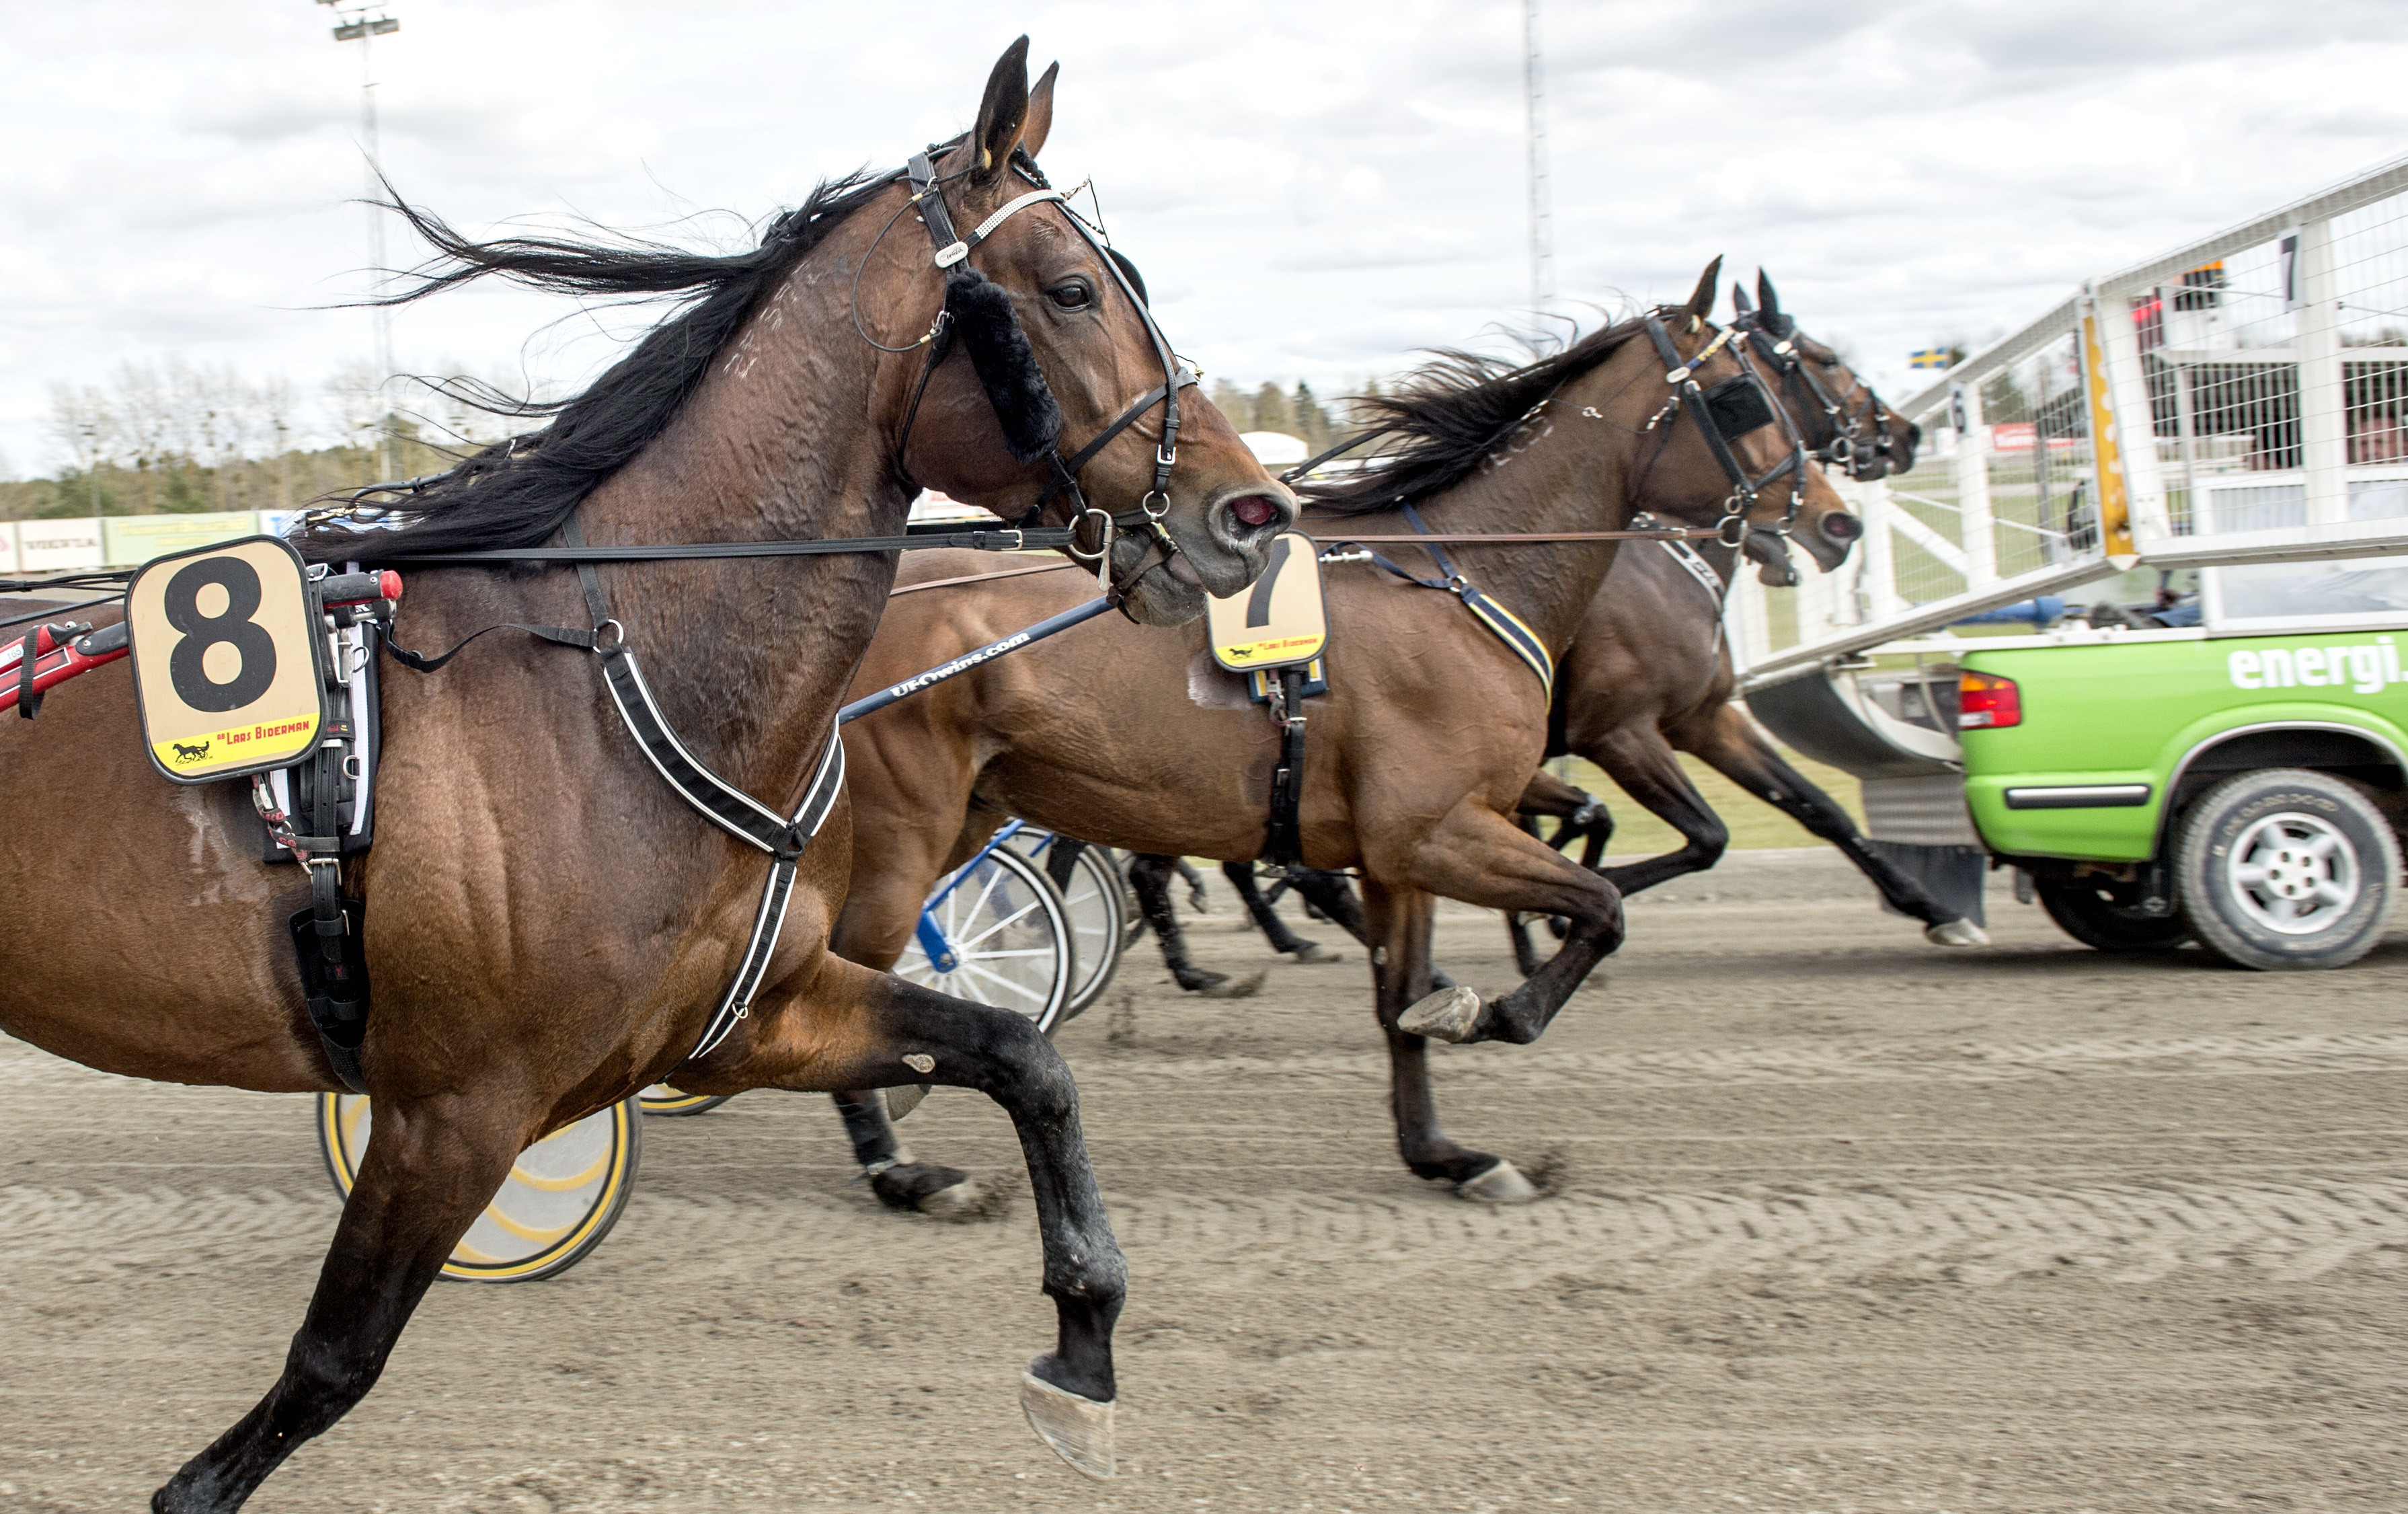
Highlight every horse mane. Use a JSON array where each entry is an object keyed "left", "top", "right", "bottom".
[
  {"left": 1300, "top": 314, "right": 1658, "bottom": 515},
  {"left": 304, "top": 169, "right": 900, "bottom": 562}
]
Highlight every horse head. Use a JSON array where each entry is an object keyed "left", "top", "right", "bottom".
[
  {"left": 1644, "top": 260, "right": 1857, "bottom": 576},
  {"left": 1737, "top": 270, "right": 1920, "bottom": 485},
  {"left": 879, "top": 39, "right": 1294, "bottom": 625}
]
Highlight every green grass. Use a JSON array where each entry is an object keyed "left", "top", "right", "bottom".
[{"left": 1549, "top": 747, "right": 1866, "bottom": 856}]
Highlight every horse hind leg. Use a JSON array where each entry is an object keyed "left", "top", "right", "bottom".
[
  {"left": 1686, "top": 706, "right": 1988, "bottom": 946},
  {"left": 1220, "top": 860, "right": 1342, "bottom": 962},
  {"left": 830, "top": 1090, "right": 987, "bottom": 1218},
  {"left": 153, "top": 1094, "right": 529, "bottom": 1513},
  {"left": 1126, "top": 854, "right": 1259, "bottom": 997}
]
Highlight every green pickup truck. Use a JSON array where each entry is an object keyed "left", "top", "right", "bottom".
[{"left": 1758, "top": 557, "right": 2408, "bottom": 971}]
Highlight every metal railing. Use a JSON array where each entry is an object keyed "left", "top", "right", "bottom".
[{"left": 1734, "top": 150, "right": 2408, "bottom": 687}]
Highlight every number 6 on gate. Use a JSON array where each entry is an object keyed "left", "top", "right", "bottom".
[{"left": 126, "top": 535, "right": 331, "bottom": 784}]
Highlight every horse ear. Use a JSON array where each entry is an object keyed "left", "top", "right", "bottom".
[
  {"left": 1756, "top": 270, "right": 1782, "bottom": 319},
  {"left": 1684, "top": 256, "right": 1723, "bottom": 324},
  {"left": 1021, "top": 61, "right": 1059, "bottom": 160},
  {"left": 1732, "top": 282, "right": 1755, "bottom": 315},
  {"left": 971, "top": 36, "right": 1033, "bottom": 182}
]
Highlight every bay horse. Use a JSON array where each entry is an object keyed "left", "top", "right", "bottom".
[
  {"left": 826, "top": 264, "right": 1859, "bottom": 1203},
  {"left": 1169, "top": 272, "right": 1984, "bottom": 984},
  {"left": 0, "top": 40, "right": 1291, "bottom": 1509}
]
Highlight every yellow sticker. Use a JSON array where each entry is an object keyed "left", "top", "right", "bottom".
[
  {"left": 126, "top": 535, "right": 329, "bottom": 784},
  {"left": 1207, "top": 533, "right": 1328, "bottom": 671}
]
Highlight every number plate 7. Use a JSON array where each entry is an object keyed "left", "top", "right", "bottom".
[{"left": 126, "top": 535, "right": 330, "bottom": 784}]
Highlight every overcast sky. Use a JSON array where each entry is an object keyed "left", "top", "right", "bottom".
[{"left": 3, "top": 0, "right": 2405, "bottom": 476}]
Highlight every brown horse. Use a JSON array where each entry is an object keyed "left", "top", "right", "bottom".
[
  {"left": 1186, "top": 273, "right": 1986, "bottom": 978},
  {"left": 0, "top": 40, "right": 1290, "bottom": 1509},
  {"left": 827, "top": 266, "right": 1857, "bottom": 1202}
]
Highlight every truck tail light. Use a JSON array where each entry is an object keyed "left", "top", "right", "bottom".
[{"left": 1958, "top": 671, "right": 2021, "bottom": 729}]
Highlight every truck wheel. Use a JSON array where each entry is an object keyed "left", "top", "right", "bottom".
[
  {"left": 2034, "top": 878, "right": 2191, "bottom": 952},
  {"left": 2175, "top": 769, "right": 2399, "bottom": 971}
]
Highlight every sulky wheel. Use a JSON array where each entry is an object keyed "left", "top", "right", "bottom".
[
  {"left": 317, "top": 1092, "right": 642, "bottom": 1283},
  {"left": 896, "top": 841, "right": 1073, "bottom": 1035},
  {"left": 637, "top": 1084, "right": 734, "bottom": 1116},
  {"left": 2034, "top": 877, "right": 2192, "bottom": 953},
  {"left": 2175, "top": 768, "right": 2399, "bottom": 971},
  {"left": 1011, "top": 833, "right": 1130, "bottom": 1020}
]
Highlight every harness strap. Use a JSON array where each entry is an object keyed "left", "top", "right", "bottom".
[
  {"left": 1264, "top": 665, "right": 1309, "bottom": 868},
  {"left": 1337, "top": 504, "right": 1554, "bottom": 698}
]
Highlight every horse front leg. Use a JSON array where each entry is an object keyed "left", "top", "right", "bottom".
[
  {"left": 153, "top": 1093, "right": 527, "bottom": 1513},
  {"left": 1586, "top": 725, "right": 1730, "bottom": 898},
  {"left": 1682, "top": 704, "right": 1988, "bottom": 946},
  {"left": 829, "top": 1090, "right": 984, "bottom": 1215},
  {"left": 1506, "top": 768, "right": 1615, "bottom": 973},
  {"left": 1389, "top": 800, "right": 1624, "bottom": 1049},
  {"left": 1358, "top": 878, "right": 1530, "bottom": 1201},
  {"left": 734, "top": 959, "right": 1127, "bottom": 1478}
]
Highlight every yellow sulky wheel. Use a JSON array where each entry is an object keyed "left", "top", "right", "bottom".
[
  {"left": 315, "top": 1092, "right": 642, "bottom": 1283},
  {"left": 636, "top": 1084, "right": 733, "bottom": 1116}
]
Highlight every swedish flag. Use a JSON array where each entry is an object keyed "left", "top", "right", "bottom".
[{"left": 1910, "top": 348, "right": 1949, "bottom": 370}]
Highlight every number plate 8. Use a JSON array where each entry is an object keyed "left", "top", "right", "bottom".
[{"left": 126, "top": 535, "right": 330, "bottom": 784}]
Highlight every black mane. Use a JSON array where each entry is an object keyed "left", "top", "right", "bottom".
[
  {"left": 306, "top": 169, "right": 900, "bottom": 562},
  {"left": 1301, "top": 315, "right": 1656, "bottom": 515}
]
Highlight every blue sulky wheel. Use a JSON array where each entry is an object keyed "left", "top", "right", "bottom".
[
  {"left": 1008, "top": 832, "right": 1128, "bottom": 1021},
  {"left": 896, "top": 841, "right": 1074, "bottom": 1034},
  {"left": 316, "top": 1093, "right": 642, "bottom": 1283}
]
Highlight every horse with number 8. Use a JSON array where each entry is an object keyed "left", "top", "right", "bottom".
[{"left": 0, "top": 39, "right": 1292, "bottom": 1510}]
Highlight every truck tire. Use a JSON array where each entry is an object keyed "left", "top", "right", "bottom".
[
  {"left": 2034, "top": 878, "right": 2191, "bottom": 952},
  {"left": 2175, "top": 769, "right": 2399, "bottom": 971}
]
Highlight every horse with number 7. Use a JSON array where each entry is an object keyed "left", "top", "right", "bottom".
[{"left": 0, "top": 38, "right": 1292, "bottom": 1510}]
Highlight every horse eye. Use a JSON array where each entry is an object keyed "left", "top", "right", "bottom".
[{"left": 1048, "top": 280, "right": 1092, "bottom": 310}]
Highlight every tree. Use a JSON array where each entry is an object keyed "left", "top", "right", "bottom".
[
  {"left": 1251, "top": 382, "right": 1292, "bottom": 437},
  {"left": 1208, "top": 377, "right": 1253, "bottom": 433}
]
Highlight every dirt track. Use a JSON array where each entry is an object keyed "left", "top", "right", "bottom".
[{"left": 7, "top": 848, "right": 2408, "bottom": 1513}]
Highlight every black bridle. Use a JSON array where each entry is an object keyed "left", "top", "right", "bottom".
[
  {"left": 1730, "top": 288, "right": 1904, "bottom": 482},
  {"left": 1637, "top": 311, "right": 1812, "bottom": 549},
  {"left": 880, "top": 143, "right": 1198, "bottom": 609}
]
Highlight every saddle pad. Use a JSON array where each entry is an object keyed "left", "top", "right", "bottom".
[
  {"left": 126, "top": 535, "right": 330, "bottom": 784},
  {"left": 1206, "top": 532, "right": 1327, "bottom": 672}
]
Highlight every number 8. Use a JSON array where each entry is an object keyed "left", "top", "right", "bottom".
[{"left": 164, "top": 558, "right": 279, "bottom": 714}]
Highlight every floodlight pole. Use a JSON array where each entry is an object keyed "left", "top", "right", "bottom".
[
  {"left": 1523, "top": 0, "right": 1553, "bottom": 315},
  {"left": 320, "top": 1, "right": 401, "bottom": 481}
]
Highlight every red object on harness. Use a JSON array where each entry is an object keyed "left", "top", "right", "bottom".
[{"left": 0, "top": 621, "right": 129, "bottom": 717}]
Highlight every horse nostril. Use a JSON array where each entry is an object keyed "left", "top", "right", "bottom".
[
  {"left": 1820, "top": 512, "right": 1863, "bottom": 544},
  {"left": 1229, "top": 495, "right": 1280, "bottom": 529}
]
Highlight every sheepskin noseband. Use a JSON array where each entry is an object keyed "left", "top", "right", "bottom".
[{"left": 943, "top": 267, "right": 1065, "bottom": 464}]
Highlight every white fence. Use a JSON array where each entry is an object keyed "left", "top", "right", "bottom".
[{"left": 1734, "top": 151, "right": 2408, "bottom": 687}]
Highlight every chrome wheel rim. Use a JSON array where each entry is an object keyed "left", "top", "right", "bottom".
[
  {"left": 895, "top": 849, "right": 1069, "bottom": 1026},
  {"left": 2227, "top": 810, "right": 2361, "bottom": 935}
]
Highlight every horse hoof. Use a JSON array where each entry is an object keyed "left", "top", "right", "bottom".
[
  {"left": 1399, "top": 985, "right": 1481, "bottom": 1043},
  {"left": 1925, "top": 918, "right": 1991, "bottom": 947},
  {"left": 1289, "top": 942, "right": 1344, "bottom": 964},
  {"left": 1456, "top": 1159, "right": 1539, "bottom": 1204},
  {"left": 884, "top": 1084, "right": 931, "bottom": 1121},
  {"left": 1020, "top": 1367, "right": 1115, "bottom": 1480},
  {"left": 1198, "top": 968, "right": 1268, "bottom": 999},
  {"left": 915, "top": 1176, "right": 992, "bottom": 1221}
]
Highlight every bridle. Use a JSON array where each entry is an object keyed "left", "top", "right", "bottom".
[
  {"left": 1730, "top": 291, "right": 1903, "bottom": 482},
  {"left": 873, "top": 141, "right": 1200, "bottom": 612},
  {"left": 1636, "top": 311, "right": 1813, "bottom": 550}
]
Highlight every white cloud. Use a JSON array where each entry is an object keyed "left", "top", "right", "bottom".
[{"left": 2, "top": 0, "right": 2405, "bottom": 469}]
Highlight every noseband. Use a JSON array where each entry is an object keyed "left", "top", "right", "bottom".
[{"left": 878, "top": 145, "right": 1200, "bottom": 611}]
